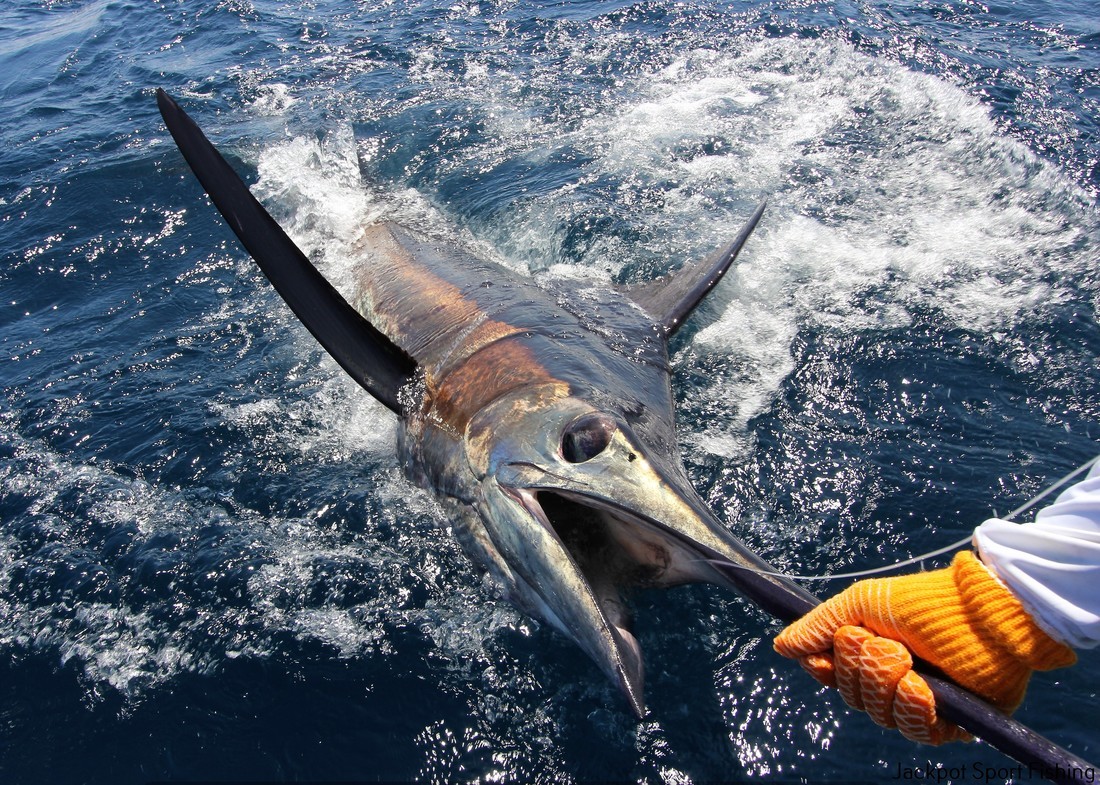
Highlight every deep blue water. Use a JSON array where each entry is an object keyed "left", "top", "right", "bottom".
[{"left": 2, "top": 1, "right": 1099, "bottom": 783}]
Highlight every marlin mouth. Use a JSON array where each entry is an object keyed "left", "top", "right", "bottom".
[
  {"left": 535, "top": 490, "right": 726, "bottom": 592},
  {"left": 508, "top": 486, "right": 666, "bottom": 616},
  {"left": 537, "top": 491, "right": 655, "bottom": 637},
  {"left": 505, "top": 485, "right": 732, "bottom": 716},
  {"left": 542, "top": 492, "right": 666, "bottom": 583}
]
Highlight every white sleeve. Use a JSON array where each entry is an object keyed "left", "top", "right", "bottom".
[{"left": 973, "top": 459, "right": 1100, "bottom": 650}]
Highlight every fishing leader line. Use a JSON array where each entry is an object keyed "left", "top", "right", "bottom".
[{"left": 712, "top": 454, "right": 1099, "bottom": 582}]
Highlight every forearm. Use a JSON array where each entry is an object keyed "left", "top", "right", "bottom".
[{"left": 974, "top": 465, "right": 1100, "bottom": 650}]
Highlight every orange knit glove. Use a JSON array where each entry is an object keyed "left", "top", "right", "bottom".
[{"left": 774, "top": 551, "right": 1076, "bottom": 745}]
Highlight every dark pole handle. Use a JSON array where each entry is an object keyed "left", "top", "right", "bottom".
[{"left": 714, "top": 561, "right": 1096, "bottom": 784}]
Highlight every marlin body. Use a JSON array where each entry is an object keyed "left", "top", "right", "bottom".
[{"left": 157, "top": 90, "right": 818, "bottom": 716}]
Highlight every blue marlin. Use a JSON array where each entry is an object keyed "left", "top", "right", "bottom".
[{"left": 156, "top": 89, "right": 823, "bottom": 716}]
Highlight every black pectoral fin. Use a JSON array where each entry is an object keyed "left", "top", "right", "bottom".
[
  {"left": 626, "top": 201, "right": 767, "bottom": 336},
  {"left": 156, "top": 89, "right": 415, "bottom": 414}
]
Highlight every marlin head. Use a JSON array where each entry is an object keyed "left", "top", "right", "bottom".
[{"left": 460, "top": 386, "right": 797, "bottom": 716}]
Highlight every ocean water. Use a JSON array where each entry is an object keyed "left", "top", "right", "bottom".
[{"left": 2, "top": 1, "right": 1099, "bottom": 783}]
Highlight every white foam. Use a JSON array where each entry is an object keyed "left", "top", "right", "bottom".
[
  {"left": 244, "top": 126, "right": 404, "bottom": 458},
  {"left": 426, "top": 38, "right": 1097, "bottom": 458},
  {"left": 252, "top": 125, "right": 382, "bottom": 272},
  {"left": 246, "top": 83, "right": 297, "bottom": 116}
]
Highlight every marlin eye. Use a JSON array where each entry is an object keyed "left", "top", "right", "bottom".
[{"left": 561, "top": 413, "right": 615, "bottom": 463}]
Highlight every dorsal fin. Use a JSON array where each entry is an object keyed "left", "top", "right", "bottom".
[
  {"left": 624, "top": 201, "right": 766, "bottom": 336},
  {"left": 156, "top": 89, "right": 416, "bottom": 414}
]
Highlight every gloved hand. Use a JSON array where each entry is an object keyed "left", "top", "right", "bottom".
[{"left": 774, "top": 551, "right": 1076, "bottom": 745}]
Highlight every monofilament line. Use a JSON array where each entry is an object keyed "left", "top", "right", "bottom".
[{"left": 710, "top": 454, "right": 1099, "bottom": 582}]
